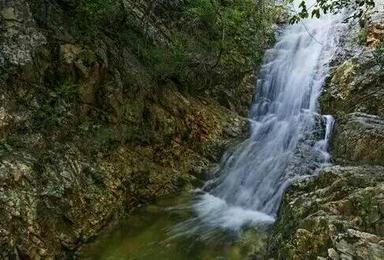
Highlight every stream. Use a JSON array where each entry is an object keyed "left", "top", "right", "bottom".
[
  {"left": 80, "top": 193, "right": 268, "bottom": 259},
  {"left": 80, "top": 4, "right": 346, "bottom": 259}
]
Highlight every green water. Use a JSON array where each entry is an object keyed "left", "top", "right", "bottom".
[{"left": 79, "top": 193, "right": 268, "bottom": 260}]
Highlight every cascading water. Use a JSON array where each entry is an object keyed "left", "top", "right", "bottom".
[{"left": 182, "top": 6, "right": 346, "bottom": 234}]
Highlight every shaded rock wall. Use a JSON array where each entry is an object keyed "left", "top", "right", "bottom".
[{"left": 0, "top": 0, "right": 254, "bottom": 258}]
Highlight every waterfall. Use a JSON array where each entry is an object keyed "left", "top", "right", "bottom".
[{"left": 186, "top": 9, "right": 346, "bottom": 232}]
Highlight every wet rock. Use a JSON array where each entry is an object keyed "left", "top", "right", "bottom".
[
  {"left": 321, "top": 38, "right": 384, "bottom": 118},
  {"left": 269, "top": 166, "right": 384, "bottom": 260},
  {"left": 328, "top": 248, "right": 340, "bottom": 260},
  {"left": 331, "top": 113, "right": 384, "bottom": 165}
]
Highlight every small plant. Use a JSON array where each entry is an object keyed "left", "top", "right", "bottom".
[
  {"left": 79, "top": 0, "right": 116, "bottom": 18},
  {"left": 32, "top": 82, "right": 80, "bottom": 130},
  {"left": 358, "top": 29, "right": 368, "bottom": 45},
  {"left": 374, "top": 42, "right": 384, "bottom": 69},
  {"left": 72, "top": 0, "right": 122, "bottom": 38}
]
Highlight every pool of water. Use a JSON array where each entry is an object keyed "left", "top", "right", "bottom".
[{"left": 79, "top": 192, "right": 268, "bottom": 260}]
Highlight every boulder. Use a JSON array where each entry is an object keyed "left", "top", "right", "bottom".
[
  {"left": 321, "top": 51, "right": 384, "bottom": 118},
  {"left": 331, "top": 113, "right": 384, "bottom": 166},
  {"left": 269, "top": 166, "right": 384, "bottom": 260}
]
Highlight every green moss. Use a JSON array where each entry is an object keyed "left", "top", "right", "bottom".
[{"left": 358, "top": 29, "right": 368, "bottom": 45}]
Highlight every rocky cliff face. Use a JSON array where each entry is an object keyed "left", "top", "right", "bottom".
[
  {"left": 270, "top": 13, "right": 384, "bottom": 260},
  {"left": 0, "top": 0, "right": 254, "bottom": 258}
]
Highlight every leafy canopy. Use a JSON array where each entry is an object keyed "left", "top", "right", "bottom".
[{"left": 289, "top": 0, "right": 376, "bottom": 23}]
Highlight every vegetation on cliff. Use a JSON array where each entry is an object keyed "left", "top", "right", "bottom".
[{"left": 60, "top": 0, "right": 276, "bottom": 93}]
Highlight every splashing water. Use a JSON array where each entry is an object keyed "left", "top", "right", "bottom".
[{"left": 182, "top": 10, "right": 346, "bottom": 234}]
